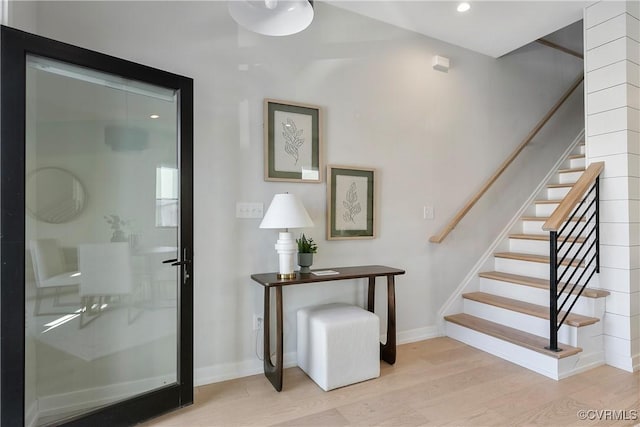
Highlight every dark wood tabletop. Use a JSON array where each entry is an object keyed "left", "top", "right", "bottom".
[{"left": 250, "top": 265, "right": 406, "bottom": 287}]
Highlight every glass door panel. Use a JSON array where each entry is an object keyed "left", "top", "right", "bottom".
[{"left": 25, "top": 55, "right": 180, "bottom": 425}]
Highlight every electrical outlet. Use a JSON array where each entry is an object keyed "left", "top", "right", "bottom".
[
  {"left": 423, "top": 205, "right": 435, "bottom": 220},
  {"left": 253, "top": 314, "right": 263, "bottom": 331}
]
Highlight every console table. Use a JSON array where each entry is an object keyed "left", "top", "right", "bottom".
[{"left": 250, "top": 265, "right": 405, "bottom": 391}]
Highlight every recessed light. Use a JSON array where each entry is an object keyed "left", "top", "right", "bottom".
[
  {"left": 457, "top": 2, "right": 471, "bottom": 12},
  {"left": 150, "top": 114, "right": 160, "bottom": 119}
]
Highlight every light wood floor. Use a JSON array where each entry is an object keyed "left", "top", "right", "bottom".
[{"left": 143, "top": 337, "right": 639, "bottom": 426}]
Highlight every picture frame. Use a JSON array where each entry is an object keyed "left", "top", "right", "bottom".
[
  {"left": 264, "top": 99, "right": 322, "bottom": 183},
  {"left": 327, "top": 165, "right": 376, "bottom": 240}
]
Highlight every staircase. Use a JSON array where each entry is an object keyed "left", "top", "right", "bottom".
[{"left": 444, "top": 141, "right": 609, "bottom": 380}]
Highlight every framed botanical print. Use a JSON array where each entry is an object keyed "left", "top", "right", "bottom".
[
  {"left": 264, "top": 99, "right": 322, "bottom": 183},
  {"left": 327, "top": 165, "right": 376, "bottom": 240}
]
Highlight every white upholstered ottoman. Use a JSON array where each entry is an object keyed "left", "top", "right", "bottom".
[{"left": 297, "top": 303, "right": 380, "bottom": 391}]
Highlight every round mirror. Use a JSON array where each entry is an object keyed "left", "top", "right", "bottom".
[{"left": 26, "top": 167, "right": 87, "bottom": 224}]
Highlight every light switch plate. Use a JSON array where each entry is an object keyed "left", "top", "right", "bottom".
[{"left": 236, "top": 202, "right": 264, "bottom": 219}]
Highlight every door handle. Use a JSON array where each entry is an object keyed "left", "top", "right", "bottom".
[
  {"left": 161, "top": 258, "right": 190, "bottom": 267},
  {"left": 162, "top": 250, "right": 192, "bottom": 282}
]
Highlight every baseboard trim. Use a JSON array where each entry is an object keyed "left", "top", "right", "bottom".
[
  {"left": 194, "top": 352, "right": 297, "bottom": 387},
  {"left": 397, "top": 325, "right": 441, "bottom": 345},
  {"left": 194, "top": 336, "right": 623, "bottom": 388},
  {"left": 195, "top": 326, "right": 441, "bottom": 387},
  {"left": 605, "top": 351, "right": 640, "bottom": 373}
]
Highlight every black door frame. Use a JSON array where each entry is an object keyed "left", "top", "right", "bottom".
[{"left": 1, "top": 26, "right": 194, "bottom": 426}]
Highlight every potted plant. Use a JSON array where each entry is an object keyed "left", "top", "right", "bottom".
[{"left": 296, "top": 233, "right": 317, "bottom": 274}]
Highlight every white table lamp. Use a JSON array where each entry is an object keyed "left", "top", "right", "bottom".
[{"left": 260, "top": 193, "right": 314, "bottom": 279}]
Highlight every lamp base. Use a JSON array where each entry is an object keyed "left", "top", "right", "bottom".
[{"left": 275, "top": 231, "right": 297, "bottom": 279}]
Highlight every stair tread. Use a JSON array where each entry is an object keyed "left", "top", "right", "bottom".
[
  {"left": 445, "top": 313, "right": 583, "bottom": 359},
  {"left": 508, "top": 233, "right": 586, "bottom": 243},
  {"left": 462, "top": 292, "right": 600, "bottom": 327},
  {"left": 479, "top": 271, "right": 610, "bottom": 298},
  {"left": 494, "top": 251, "right": 584, "bottom": 267},
  {"left": 558, "top": 167, "right": 585, "bottom": 174},
  {"left": 568, "top": 154, "right": 585, "bottom": 160},
  {"left": 547, "top": 183, "right": 574, "bottom": 188},
  {"left": 535, "top": 200, "right": 563, "bottom": 205},
  {"left": 521, "top": 215, "right": 586, "bottom": 222}
]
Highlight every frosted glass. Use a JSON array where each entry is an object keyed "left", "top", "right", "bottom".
[{"left": 25, "top": 55, "right": 179, "bottom": 426}]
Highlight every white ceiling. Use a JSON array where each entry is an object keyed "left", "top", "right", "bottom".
[{"left": 326, "top": 1, "right": 589, "bottom": 58}]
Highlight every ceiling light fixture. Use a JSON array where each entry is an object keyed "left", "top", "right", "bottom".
[
  {"left": 457, "top": 2, "right": 471, "bottom": 12},
  {"left": 228, "top": 0, "right": 314, "bottom": 36},
  {"left": 150, "top": 114, "right": 160, "bottom": 119}
]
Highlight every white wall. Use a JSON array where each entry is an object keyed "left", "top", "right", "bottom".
[
  {"left": 9, "top": 1, "right": 584, "bottom": 386},
  {"left": 584, "top": 1, "right": 640, "bottom": 372},
  {"left": 7, "top": 0, "right": 35, "bottom": 30}
]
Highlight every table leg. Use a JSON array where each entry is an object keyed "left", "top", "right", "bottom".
[
  {"left": 263, "top": 286, "right": 283, "bottom": 391},
  {"left": 367, "top": 277, "right": 375, "bottom": 313},
  {"left": 381, "top": 275, "right": 396, "bottom": 364},
  {"left": 367, "top": 275, "right": 397, "bottom": 365}
]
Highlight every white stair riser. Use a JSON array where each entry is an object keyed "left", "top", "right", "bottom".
[
  {"left": 446, "top": 322, "right": 605, "bottom": 380},
  {"left": 522, "top": 220, "right": 587, "bottom": 236},
  {"left": 478, "top": 278, "right": 606, "bottom": 317},
  {"left": 445, "top": 321, "right": 568, "bottom": 380},
  {"left": 547, "top": 187, "right": 572, "bottom": 199},
  {"left": 536, "top": 202, "right": 585, "bottom": 217},
  {"left": 536, "top": 203, "right": 560, "bottom": 217},
  {"left": 462, "top": 298, "right": 600, "bottom": 345},
  {"left": 509, "top": 238, "right": 549, "bottom": 255},
  {"left": 522, "top": 220, "right": 548, "bottom": 235},
  {"left": 494, "top": 257, "right": 584, "bottom": 280},
  {"left": 570, "top": 157, "right": 586, "bottom": 169},
  {"left": 559, "top": 171, "right": 583, "bottom": 184},
  {"left": 509, "top": 238, "right": 584, "bottom": 258},
  {"left": 579, "top": 145, "right": 585, "bottom": 155}
]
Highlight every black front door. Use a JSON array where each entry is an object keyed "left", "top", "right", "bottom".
[{"left": 1, "top": 26, "right": 193, "bottom": 426}]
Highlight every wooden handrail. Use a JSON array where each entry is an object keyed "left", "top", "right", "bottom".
[
  {"left": 543, "top": 162, "right": 604, "bottom": 232},
  {"left": 429, "top": 73, "right": 584, "bottom": 243}
]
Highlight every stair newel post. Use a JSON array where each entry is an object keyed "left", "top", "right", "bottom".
[
  {"left": 547, "top": 231, "right": 560, "bottom": 352},
  {"left": 595, "top": 177, "right": 600, "bottom": 274}
]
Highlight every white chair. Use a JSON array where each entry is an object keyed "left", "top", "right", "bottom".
[
  {"left": 297, "top": 303, "right": 380, "bottom": 391},
  {"left": 78, "top": 242, "right": 134, "bottom": 327},
  {"left": 30, "top": 238, "right": 80, "bottom": 315}
]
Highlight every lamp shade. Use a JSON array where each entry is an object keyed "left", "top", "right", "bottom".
[
  {"left": 259, "top": 193, "right": 313, "bottom": 229},
  {"left": 228, "top": 0, "right": 314, "bottom": 37}
]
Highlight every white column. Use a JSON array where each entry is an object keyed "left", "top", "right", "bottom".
[{"left": 585, "top": 1, "right": 639, "bottom": 372}]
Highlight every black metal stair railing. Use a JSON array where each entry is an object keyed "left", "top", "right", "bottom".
[{"left": 546, "top": 176, "right": 600, "bottom": 352}]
